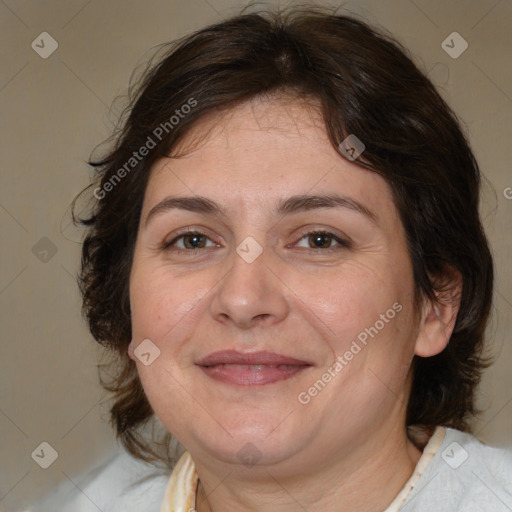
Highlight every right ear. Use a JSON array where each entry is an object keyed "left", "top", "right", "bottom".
[{"left": 128, "top": 339, "right": 135, "bottom": 360}]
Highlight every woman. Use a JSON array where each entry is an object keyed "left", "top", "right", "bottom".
[{"left": 59, "top": 6, "right": 511, "bottom": 512}]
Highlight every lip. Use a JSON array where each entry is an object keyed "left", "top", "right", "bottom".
[
  {"left": 196, "top": 350, "right": 312, "bottom": 367},
  {"left": 196, "top": 350, "right": 313, "bottom": 386}
]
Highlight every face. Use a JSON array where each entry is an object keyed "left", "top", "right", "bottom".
[{"left": 128, "top": 96, "right": 423, "bottom": 474}]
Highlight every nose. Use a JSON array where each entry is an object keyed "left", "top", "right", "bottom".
[{"left": 209, "top": 241, "right": 290, "bottom": 330}]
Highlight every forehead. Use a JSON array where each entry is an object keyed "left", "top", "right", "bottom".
[{"left": 144, "top": 96, "right": 398, "bottom": 226}]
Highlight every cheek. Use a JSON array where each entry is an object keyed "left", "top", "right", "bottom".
[
  {"left": 289, "top": 260, "right": 399, "bottom": 340},
  {"left": 291, "top": 258, "right": 417, "bottom": 393},
  {"left": 130, "top": 262, "right": 211, "bottom": 340},
  {"left": 128, "top": 264, "right": 206, "bottom": 426}
]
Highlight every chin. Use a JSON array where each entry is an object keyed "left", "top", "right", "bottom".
[{"left": 185, "top": 418, "right": 309, "bottom": 468}]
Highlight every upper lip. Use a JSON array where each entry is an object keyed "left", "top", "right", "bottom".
[{"left": 196, "top": 350, "right": 312, "bottom": 367}]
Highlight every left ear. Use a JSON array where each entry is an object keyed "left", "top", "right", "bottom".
[{"left": 414, "top": 266, "right": 463, "bottom": 357}]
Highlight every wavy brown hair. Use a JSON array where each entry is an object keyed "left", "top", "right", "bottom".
[{"left": 74, "top": 6, "right": 494, "bottom": 466}]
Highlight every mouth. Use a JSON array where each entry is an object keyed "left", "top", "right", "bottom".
[{"left": 195, "top": 350, "right": 313, "bottom": 386}]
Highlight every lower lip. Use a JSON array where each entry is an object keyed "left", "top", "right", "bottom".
[{"left": 198, "top": 364, "right": 310, "bottom": 386}]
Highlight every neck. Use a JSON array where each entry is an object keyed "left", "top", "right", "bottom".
[{"left": 193, "top": 426, "right": 422, "bottom": 512}]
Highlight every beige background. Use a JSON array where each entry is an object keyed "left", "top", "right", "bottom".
[{"left": 1, "top": 0, "right": 511, "bottom": 510}]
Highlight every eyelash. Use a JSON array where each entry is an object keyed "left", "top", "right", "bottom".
[{"left": 161, "top": 229, "right": 351, "bottom": 253}]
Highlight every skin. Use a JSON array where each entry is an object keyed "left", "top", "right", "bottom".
[{"left": 128, "top": 95, "right": 461, "bottom": 512}]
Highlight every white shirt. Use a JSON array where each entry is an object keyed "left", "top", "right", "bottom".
[{"left": 26, "top": 427, "right": 512, "bottom": 511}]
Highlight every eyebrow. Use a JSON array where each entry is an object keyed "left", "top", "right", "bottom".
[{"left": 144, "top": 193, "right": 377, "bottom": 227}]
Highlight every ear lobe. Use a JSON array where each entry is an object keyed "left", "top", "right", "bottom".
[{"left": 414, "top": 268, "right": 463, "bottom": 358}]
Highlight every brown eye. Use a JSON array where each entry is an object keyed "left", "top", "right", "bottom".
[
  {"left": 163, "top": 231, "right": 216, "bottom": 250},
  {"left": 308, "top": 232, "right": 333, "bottom": 249},
  {"left": 295, "top": 230, "right": 351, "bottom": 251},
  {"left": 182, "top": 233, "right": 207, "bottom": 249}
]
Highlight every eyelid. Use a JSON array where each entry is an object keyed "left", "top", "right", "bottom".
[
  {"left": 291, "top": 227, "right": 352, "bottom": 249},
  {"left": 161, "top": 228, "right": 221, "bottom": 250}
]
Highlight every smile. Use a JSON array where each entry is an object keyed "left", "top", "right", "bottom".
[{"left": 195, "top": 350, "right": 313, "bottom": 386}]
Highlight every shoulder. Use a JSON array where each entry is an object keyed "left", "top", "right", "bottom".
[
  {"left": 402, "top": 427, "right": 512, "bottom": 511},
  {"left": 26, "top": 446, "right": 170, "bottom": 512}
]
